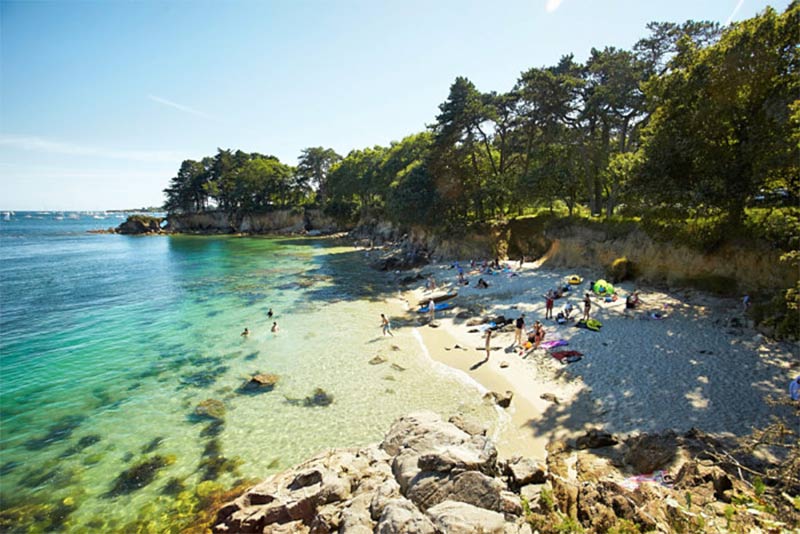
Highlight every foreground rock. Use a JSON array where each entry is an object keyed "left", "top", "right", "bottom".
[{"left": 211, "top": 413, "right": 799, "bottom": 533}]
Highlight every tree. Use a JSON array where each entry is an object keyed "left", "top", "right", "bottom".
[
  {"left": 296, "top": 147, "right": 342, "bottom": 205},
  {"left": 636, "top": 3, "right": 799, "bottom": 225}
]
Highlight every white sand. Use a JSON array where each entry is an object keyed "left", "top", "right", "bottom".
[{"left": 400, "top": 260, "right": 798, "bottom": 460}]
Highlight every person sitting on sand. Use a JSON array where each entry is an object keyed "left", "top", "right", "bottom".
[
  {"left": 241, "top": 328, "right": 250, "bottom": 337},
  {"left": 477, "top": 278, "right": 489, "bottom": 289},
  {"left": 531, "top": 321, "right": 546, "bottom": 349},
  {"left": 271, "top": 322, "right": 279, "bottom": 333},
  {"left": 563, "top": 302, "right": 574, "bottom": 320},
  {"left": 626, "top": 291, "right": 640, "bottom": 309}
]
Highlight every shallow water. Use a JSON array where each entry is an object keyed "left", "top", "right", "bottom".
[{"left": 0, "top": 213, "right": 496, "bottom": 531}]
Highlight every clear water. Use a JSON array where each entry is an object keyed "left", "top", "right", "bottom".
[{"left": 0, "top": 212, "right": 495, "bottom": 531}]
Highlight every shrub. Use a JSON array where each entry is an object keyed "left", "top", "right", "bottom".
[{"left": 608, "top": 257, "right": 636, "bottom": 283}]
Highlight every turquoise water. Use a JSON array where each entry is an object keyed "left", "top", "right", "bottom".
[{"left": 0, "top": 212, "right": 495, "bottom": 532}]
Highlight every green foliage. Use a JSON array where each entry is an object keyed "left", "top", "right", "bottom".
[
  {"left": 608, "top": 519, "right": 642, "bottom": 534},
  {"left": 554, "top": 514, "right": 586, "bottom": 534},
  {"left": 608, "top": 257, "right": 636, "bottom": 283},
  {"left": 539, "top": 487, "right": 555, "bottom": 512}
]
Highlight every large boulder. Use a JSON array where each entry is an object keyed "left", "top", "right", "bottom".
[
  {"left": 426, "top": 500, "right": 506, "bottom": 534},
  {"left": 623, "top": 432, "right": 678, "bottom": 474},
  {"left": 376, "top": 498, "right": 436, "bottom": 534}
]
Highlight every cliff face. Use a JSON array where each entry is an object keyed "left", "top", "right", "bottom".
[
  {"left": 165, "top": 209, "right": 345, "bottom": 235},
  {"left": 537, "top": 226, "right": 794, "bottom": 293},
  {"left": 210, "top": 412, "right": 796, "bottom": 533}
]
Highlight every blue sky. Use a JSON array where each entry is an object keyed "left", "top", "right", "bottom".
[{"left": 0, "top": 0, "right": 791, "bottom": 210}]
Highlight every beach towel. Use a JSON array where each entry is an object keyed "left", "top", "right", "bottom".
[
  {"left": 550, "top": 350, "right": 583, "bottom": 364},
  {"left": 476, "top": 322, "right": 497, "bottom": 332},
  {"left": 540, "top": 339, "right": 568, "bottom": 350}
]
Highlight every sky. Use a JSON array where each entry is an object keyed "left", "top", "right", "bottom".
[{"left": 0, "top": 0, "right": 791, "bottom": 210}]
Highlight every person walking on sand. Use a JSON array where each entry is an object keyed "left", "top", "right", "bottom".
[
  {"left": 484, "top": 329, "right": 493, "bottom": 361},
  {"left": 514, "top": 314, "right": 525, "bottom": 347},
  {"left": 583, "top": 293, "right": 592, "bottom": 321},
  {"left": 381, "top": 313, "right": 394, "bottom": 337}
]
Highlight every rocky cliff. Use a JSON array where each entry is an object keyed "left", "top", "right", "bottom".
[
  {"left": 210, "top": 412, "right": 796, "bottom": 533},
  {"left": 165, "top": 209, "right": 343, "bottom": 235}
]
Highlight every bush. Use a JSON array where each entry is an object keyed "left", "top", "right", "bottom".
[{"left": 608, "top": 257, "right": 636, "bottom": 283}]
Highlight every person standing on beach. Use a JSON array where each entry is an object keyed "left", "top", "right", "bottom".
[
  {"left": 514, "top": 314, "right": 525, "bottom": 346},
  {"left": 380, "top": 313, "right": 394, "bottom": 337},
  {"left": 545, "top": 293, "right": 554, "bottom": 320},
  {"left": 583, "top": 293, "right": 592, "bottom": 321},
  {"left": 428, "top": 298, "right": 435, "bottom": 322},
  {"left": 484, "top": 329, "right": 492, "bottom": 361},
  {"left": 742, "top": 294, "right": 751, "bottom": 314}
]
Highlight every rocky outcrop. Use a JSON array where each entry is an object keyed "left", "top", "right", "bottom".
[
  {"left": 165, "top": 209, "right": 346, "bottom": 235},
  {"left": 211, "top": 413, "right": 798, "bottom": 533},
  {"left": 116, "top": 215, "right": 164, "bottom": 234}
]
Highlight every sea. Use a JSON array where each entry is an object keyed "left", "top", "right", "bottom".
[{"left": 0, "top": 211, "right": 497, "bottom": 532}]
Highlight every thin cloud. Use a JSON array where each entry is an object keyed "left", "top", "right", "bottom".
[
  {"left": 0, "top": 134, "right": 184, "bottom": 163},
  {"left": 725, "top": 0, "right": 745, "bottom": 25},
  {"left": 545, "top": 0, "right": 564, "bottom": 13},
  {"left": 148, "top": 94, "right": 213, "bottom": 119}
]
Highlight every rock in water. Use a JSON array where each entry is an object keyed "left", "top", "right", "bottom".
[
  {"left": 303, "top": 388, "right": 333, "bottom": 407},
  {"left": 483, "top": 390, "right": 513, "bottom": 408},
  {"left": 239, "top": 373, "right": 279, "bottom": 393},
  {"left": 194, "top": 399, "right": 226, "bottom": 421}
]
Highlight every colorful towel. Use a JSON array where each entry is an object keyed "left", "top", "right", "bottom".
[{"left": 540, "top": 339, "right": 568, "bottom": 350}]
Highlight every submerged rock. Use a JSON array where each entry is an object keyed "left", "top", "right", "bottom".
[
  {"left": 304, "top": 388, "right": 334, "bottom": 407},
  {"left": 194, "top": 399, "right": 226, "bottom": 421},
  {"left": 239, "top": 373, "right": 280, "bottom": 393},
  {"left": 107, "top": 455, "right": 175, "bottom": 496}
]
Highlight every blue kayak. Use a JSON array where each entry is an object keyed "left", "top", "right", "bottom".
[{"left": 418, "top": 302, "right": 453, "bottom": 313}]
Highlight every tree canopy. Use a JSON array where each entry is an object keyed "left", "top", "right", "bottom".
[{"left": 164, "top": 3, "right": 798, "bottom": 233}]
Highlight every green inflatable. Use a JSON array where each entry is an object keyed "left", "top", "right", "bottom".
[{"left": 592, "top": 279, "right": 615, "bottom": 295}]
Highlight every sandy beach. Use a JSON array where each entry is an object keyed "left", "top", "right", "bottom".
[{"left": 394, "top": 260, "right": 798, "bottom": 461}]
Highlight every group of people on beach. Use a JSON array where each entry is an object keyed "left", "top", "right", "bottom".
[{"left": 241, "top": 308, "right": 279, "bottom": 337}]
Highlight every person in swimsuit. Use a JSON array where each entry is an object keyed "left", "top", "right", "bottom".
[
  {"left": 583, "top": 293, "right": 592, "bottom": 321},
  {"left": 241, "top": 328, "right": 250, "bottom": 337},
  {"left": 514, "top": 314, "right": 525, "bottom": 346},
  {"left": 381, "top": 313, "right": 394, "bottom": 337},
  {"left": 267, "top": 308, "right": 274, "bottom": 319},
  {"left": 271, "top": 322, "right": 279, "bottom": 333},
  {"left": 484, "top": 329, "right": 492, "bottom": 361}
]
